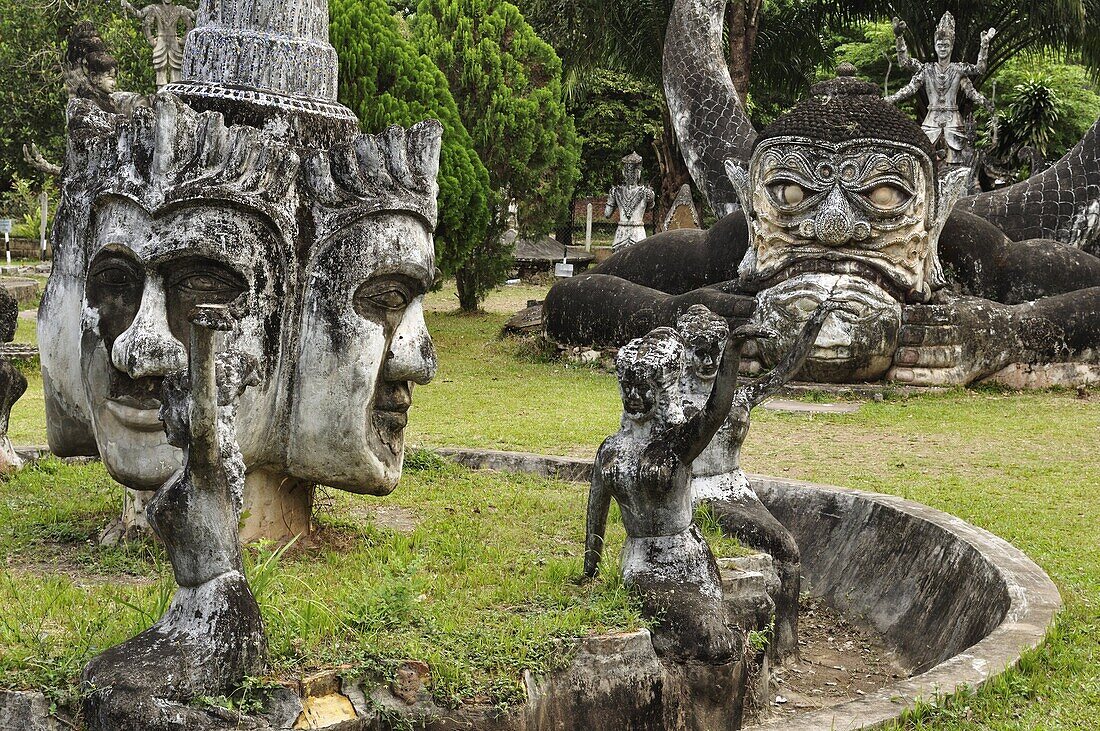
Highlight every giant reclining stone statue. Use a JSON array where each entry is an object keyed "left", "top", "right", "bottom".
[{"left": 545, "top": 0, "right": 1100, "bottom": 388}]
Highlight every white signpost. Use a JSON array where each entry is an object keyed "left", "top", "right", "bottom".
[
  {"left": 39, "top": 192, "right": 48, "bottom": 261},
  {"left": 0, "top": 219, "right": 11, "bottom": 265}
]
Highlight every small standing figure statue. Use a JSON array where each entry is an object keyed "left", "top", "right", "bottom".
[
  {"left": 678, "top": 303, "right": 836, "bottom": 665},
  {"left": 606, "top": 151, "right": 656, "bottom": 252},
  {"left": 886, "top": 12, "right": 996, "bottom": 167},
  {"left": 82, "top": 305, "right": 266, "bottom": 731},
  {"left": 121, "top": 0, "right": 195, "bottom": 88},
  {"left": 585, "top": 316, "right": 773, "bottom": 730}
]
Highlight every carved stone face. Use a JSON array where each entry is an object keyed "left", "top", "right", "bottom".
[
  {"left": 89, "top": 67, "right": 118, "bottom": 96},
  {"left": 287, "top": 213, "right": 437, "bottom": 494},
  {"left": 743, "top": 137, "right": 937, "bottom": 298},
  {"left": 752, "top": 273, "right": 902, "bottom": 382},
  {"left": 619, "top": 371, "right": 658, "bottom": 423},
  {"left": 935, "top": 36, "right": 953, "bottom": 62},
  {"left": 81, "top": 197, "right": 284, "bottom": 488}
]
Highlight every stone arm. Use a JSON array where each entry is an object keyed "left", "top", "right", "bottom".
[
  {"left": 886, "top": 71, "right": 923, "bottom": 105},
  {"left": 583, "top": 448, "right": 612, "bottom": 579},
  {"left": 120, "top": 0, "right": 139, "bottom": 16},
  {"left": 604, "top": 190, "right": 616, "bottom": 219},
  {"left": 674, "top": 324, "right": 776, "bottom": 465},
  {"left": 891, "top": 18, "right": 921, "bottom": 73},
  {"left": 960, "top": 77, "right": 993, "bottom": 113},
  {"left": 543, "top": 214, "right": 755, "bottom": 347},
  {"left": 740, "top": 301, "right": 838, "bottom": 408},
  {"left": 889, "top": 287, "right": 1100, "bottom": 386},
  {"left": 960, "top": 28, "right": 996, "bottom": 78}
]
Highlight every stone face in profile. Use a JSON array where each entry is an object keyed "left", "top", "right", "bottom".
[
  {"left": 293, "top": 123, "right": 442, "bottom": 493},
  {"left": 606, "top": 152, "right": 656, "bottom": 252}
]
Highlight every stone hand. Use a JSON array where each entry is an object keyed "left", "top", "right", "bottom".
[
  {"left": 888, "top": 296, "right": 1017, "bottom": 386},
  {"left": 981, "top": 28, "right": 997, "bottom": 45},
  {"left": 891, "top": 17, "right": 907, "bottom": 36}
]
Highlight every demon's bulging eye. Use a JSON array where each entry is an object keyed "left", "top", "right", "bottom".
[
  {"left": 864, "top": 184, "right": 911, "bottom": 210},
  {"left": 769, "top": 182, "right": 807, "bottom": 207}
]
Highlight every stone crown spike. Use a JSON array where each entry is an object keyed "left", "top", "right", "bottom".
[{"left": 166, "top": 0, "right": 356, "bottom": 124}]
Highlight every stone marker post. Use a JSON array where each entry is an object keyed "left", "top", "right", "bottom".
[
  {"left": 38, "top": 192, "right": 47, "bottom": 261},
  {"left": 585, "top": 203, "right": 593, "bottom": 251}
]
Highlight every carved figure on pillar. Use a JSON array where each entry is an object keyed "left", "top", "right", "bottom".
[
  {"left": 886, "top": 13, "right": 996, "bottom": 168},
  {"left": 121, "top": 0, "right": 195, "bottom": 88},
  {"left": 584, "top": 316, "right": 774, "bottom": 729},
  {"left": 0, "top": 289, "right": 27, "bottom": 474},
  {"left": 606, "top": 152, "right": 656, "bottom": 251},
  {"left": 82, "top": 305, "right": 266, "bottom": 731}
]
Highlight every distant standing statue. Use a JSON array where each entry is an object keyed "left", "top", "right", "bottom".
[
  {"left": 886, "top": 12, "right": 996, "bottom": 167},
  {"left": 121, "top": 0, "right": 195, "bottom": 87},
  {"left": 606, "top": 152, "right": 656, "bottom": 251}
]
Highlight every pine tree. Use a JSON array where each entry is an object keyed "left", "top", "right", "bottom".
[
  {"left": 411, "top": 0, "right": 580, "bottom": 311},
  {"left": 331, "top": 0, "right": 492, "bottom": 279}
]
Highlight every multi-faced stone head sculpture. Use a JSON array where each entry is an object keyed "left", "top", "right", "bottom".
[
  {"left": 44, "top": 94, "right": 298, "bottom": 490},
  {"left": 725, "top": 71, "right": 969, "bottom": 381},
  {"left": 616, "top": 327, "right": 687, "bottom": 429},
  {"left": 293, "top": 123, "right": 442, "bottom": 494}
]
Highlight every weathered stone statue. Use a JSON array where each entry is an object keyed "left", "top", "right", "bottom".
[
  {"left": 40, "top": 0, "right": 441, "bottom": 544},
  {"left": 886, "top": 13, "right": 996, "bottom": 168},
  {"left": 82, "top": 305, "right": 266, "bottom": 731},
  {"left": 0, "top": 289, "right": 27, "bottom": 474},
  {"left": 24, "top": 22, "right": 150, "bottom": 177},
  {"left": 585, "top": 317, "right": 772, "bottom": 730},
  {"left": 546, "top": 6, "right": 1100, "bottom": 388},
  {"left": 606, "top": 152, "right": 656, "bottom": 251},
  {"left": 678, "top": 303, "right": 833, "bottom": 664},
  {"left": 121, "top": 0, "right": 195, "bottom": 88}
]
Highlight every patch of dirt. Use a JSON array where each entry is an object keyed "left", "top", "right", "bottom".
[
  {"left": 5, "top": 556, "right": 159, "bottom": 589},
  {"left": 766, "top": 596, "right": 909, "bottom": 718},
  {"left": 361, "top": 505, "right": 421, "bottom": 534}
]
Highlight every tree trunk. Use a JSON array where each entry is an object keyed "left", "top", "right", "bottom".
[
  {"left": 726, "top": 0, "right": 762, "bottom": 102},
  {"left": 655, "top": 107, "right": 693, "bottom": 223},
  {"left": 455, "top": 265, "right": 480, "bottom": 312}
]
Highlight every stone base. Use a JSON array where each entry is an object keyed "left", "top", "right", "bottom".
[
  {"left": 113, "top": 469, "right": 314, "bottom": 544},
  {"left": 983, "top": 362, "right": 1100, "bottom": 389}
]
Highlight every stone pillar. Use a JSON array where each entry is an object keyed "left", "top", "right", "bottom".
[
  {"left": 166, "top": 0, "right": 357, "bottom": 141},
  {"left": 585, "top": 203, "right": 593, "bottom": 251}
]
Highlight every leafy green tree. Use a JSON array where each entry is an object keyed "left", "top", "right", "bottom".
[
  {"left": 0, "top": 0, "right": 153, "bottom": 193},
  {"left": 410, "top": 0, "right": 580, "bottom": 311},
  {"left": 569, "top": 70, "right": 663, "bottom": 197},
  {"left": 331, "top": 0, "right": 492, "bottom": 280}
]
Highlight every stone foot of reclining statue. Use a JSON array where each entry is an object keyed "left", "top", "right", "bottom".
[{"left": 82, "top": 305, "right": 266, "bottom": 731}]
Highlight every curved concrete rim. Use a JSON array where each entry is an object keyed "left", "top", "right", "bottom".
[{"left": 432, "top": 447, "right": 1062, "bottom": 731}]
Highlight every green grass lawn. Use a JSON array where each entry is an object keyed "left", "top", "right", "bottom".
[{"left": 0, "top": 283, "right": 1097, "bottom": 728}]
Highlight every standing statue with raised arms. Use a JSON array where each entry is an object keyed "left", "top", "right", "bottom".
[
  {"left": 121, "top": 0, "right": 195, "bottom": 87},
  {"left": 886, "top": 12, "right": 996, "bottom": 167}
]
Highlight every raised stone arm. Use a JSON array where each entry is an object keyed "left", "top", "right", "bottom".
[
  {"left": 963, "top": 27, "right": 997, "bottom": 77},
  {"left": 891, "top": 17, "right": 921, "bottom": 72},
  {"left": 583, "top": 455, "right": 611, "bottom": 578},
  {"left": 674, "top": 323, "right": 776, "bottom": 465},
  {"left": 120, "top": 0, "right": 139, "bottom": 16},
  {"left": 740, "top": 301, "right": 838, "bottom": 408}
]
